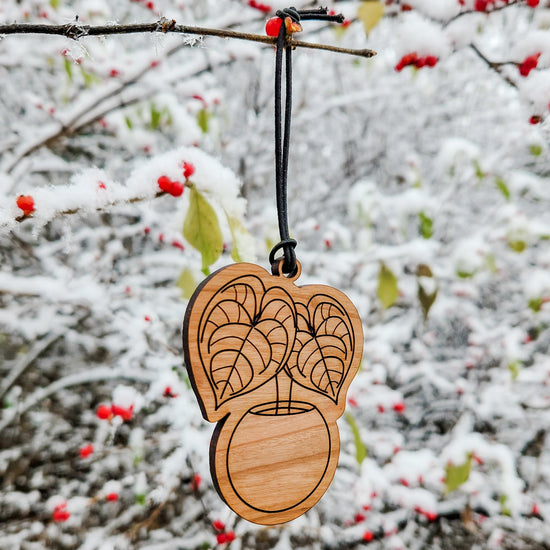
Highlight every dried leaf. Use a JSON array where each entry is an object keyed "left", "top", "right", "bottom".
[{"left": 358, "top": 1, "right": 384, "bottom": 35}]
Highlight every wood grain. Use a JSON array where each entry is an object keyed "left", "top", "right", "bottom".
[{"left": 182, "top": 262, "right": 363, "bottom": 524}]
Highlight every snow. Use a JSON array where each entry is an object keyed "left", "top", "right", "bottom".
[{"left": 2, "top": 1, "right": 550, "bottom": 548}]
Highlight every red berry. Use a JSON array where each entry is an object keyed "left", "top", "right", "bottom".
[
  {"left": 191, "top": 473, "right": 202, "bottom": 491},
  {"left": 111, "top": 404, "right": 133, "bottom": 421},
  {"left": 399, "top": 477, "right": 409, "bottom": 487},
  {"left": 146, "top": 1, "right": 155, "bottom": 9},
  {"left": 79, "top": 443, "right": 94, "bottom": 459},
  {"left": 354, "top": 512, "right": 366, "bottom": 523},
  {"left": 530, "top": 115, "right": 542, "bottom": 125},
  {"left": 106, "top": 493, "right": 119, "bottom": 502},
  {"left": 347, "top": 396, "right": 358, "bottom": 407},
  {"left": 526, "top": 0, "right": 539, "bottom": 6},
  {"left": 225, "top": 532, "right": 236, "bottom": 543},
  {"left": 532, "top": 503, "right": 541, "bottom": 515},
  {"left": 157, "top": 175, "right": 173, "bottom": 193},
  {"left": 401, "top": 4, "right": 413, "bottom": 10},
  {"left": 425, "top": 511, "right": 438, "bottom": 522},
  {"left": 393, "top": 402, "right": 405, "bottom": 413},
  {"left": 519, "top": 53, "right": 540, "bottom": 77},
  {"left": 52, "top": 504, "right": 70, "bottom": 523},
  {"left": 213, "top": 520, "right": 226, "bottom": 531},
  {"left": 378, "top": 405, "right": 385, "bottom": 413},
  {"left": 96, "top": 404, "right": 112, "bottom": 420},
  {"left": 169, "top": 182, "right": 184, "bottom": 197},
  {"left": 16, "top": 195, "right": 35, "bottom": 216},
  {"left": 425, "top": 56, "right": 439, "bottom": 67},
  {"left": 415, "top": 57, "right": 427, "bottom": 68},
  {"left": 265, "top": 16, "right": 282, "bottom": 37},
  {"left": 109, "top": 69, "right": 120, "bottom": 77},
  {"left": 182, "top": 161, "right": 195, "bottom": 179},
  {"left": 216, "top": 533, "right": 227, "bottom": 544},
  {"left": 98, "top": 181, "right": 106, "bottom": 189},
  {"left": 362, "top": 530, "right": 374, "bottom": 542},
  {"left": 474, "top": 0, "right": 488, "bottom": 11}
]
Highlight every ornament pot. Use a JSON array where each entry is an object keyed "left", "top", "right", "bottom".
[{"left": 211, "top": 400, "right": 340, "bottom": 525}]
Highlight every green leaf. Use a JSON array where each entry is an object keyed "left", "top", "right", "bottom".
[
  {"left": 418, "top": 211, "right": 433, "bottom": 239},
  {"left": 125, "top": 116, "right": 133, "bottom": 130},
  {"left": 508, "top": 239, "right": 527, "bottom": 253},
  {"left": 135, "top": 493, "right": 146, "bottom": 505},
  {"left": 150, "top": 104, "right": 161, "bottom": 130},
  {"left": 456, "top": 270, "right": 474, "bottom": 279},
  {"left": 345, "top": 412, "right": 367, "bottom": 465},
  {"left": 529, "top": 144, "right": 543, "bottom": 157},
  {"left": 500, "top": 494, "right": 511, "bottom": 516},
  {"left": 529, "top": 298, "right": 543, "bottom": 313},
  {"left": 357, "top": 1, "right": 384, "bottom": 35},
  {"left": 197, "top": 108, "right": 211, "bottom": 133},
  {"left": 445, "top": 454, "right": 472, "bottom": 494},
  {"left": 177, "top": 268, "right": 198, "bottom": 299},
  {"left": 50, "top": 0, "right": 60, "bottom": 8},
  {"left": 377, "top": 263, "right": 398, "bottom": 309},
  {"left": 80, "top": 66, "right": 100, "bottom": 87},
  {"left": 183, "top": 186, "right": 223, "bottom": 271},
  {"left": 508, "top": 361, "right": 522, "bottom": 380},
  {"left": 473, "top": 159, "right": 485, "bottom": 180},
  {"left": 63, "top": 58, "right": 73, "bottom": 82},
  {"left": 495, "top": 177, "right": 510, "bottom": 200}
]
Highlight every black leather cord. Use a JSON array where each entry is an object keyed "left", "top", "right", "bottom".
[{"left": 269, "top": 7, "right": 344, "bottom": 277}]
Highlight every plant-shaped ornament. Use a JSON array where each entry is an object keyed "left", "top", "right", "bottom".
[
  {"left": 183, "top": 262, "right": 363, "bottom": 524},
  {"left": 182, "top": 6, "right": 364, "bottom": 525}
]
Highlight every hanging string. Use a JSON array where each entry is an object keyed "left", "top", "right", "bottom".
[{"left": 269, "top": 7, "right": 344, "bottom": 277}]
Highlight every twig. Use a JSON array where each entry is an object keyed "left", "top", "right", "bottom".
[
  {"left": 469, "top": 43, "right": 518, "bottom": 89},
  {"left": 0, "top": 366, "right": 155, "bottom": 434},
  {"left": 0, "top": 331, "right": 64, "bottom": 403},
  {"left": 444, "top": 0, "right": 522, "bottom": 27},
  {"left": 0, "top": 20, "right": 377, "bottom": 59}
]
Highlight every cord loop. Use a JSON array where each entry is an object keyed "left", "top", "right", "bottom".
[{"left": 269, "top": 7, "right": 344, "bottom": 278}]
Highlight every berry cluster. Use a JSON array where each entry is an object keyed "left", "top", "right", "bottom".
[
  {"left": 471, "top": 0, "right": 538, "bottom": 11},
  {"left": 247, "top": 0, "right": 271, "bottom": 13},
  {"left": 157, "top": 161, "right": 195, "bottom": 197},
  {"left": 395, "top": 53, "right": 438, "bottom": 72},
  {"left": 96, "top": 403, "right": 134, "bottom": 421},
  {"left": 213, "top": 520, "right": 236, "bottom": 545}
]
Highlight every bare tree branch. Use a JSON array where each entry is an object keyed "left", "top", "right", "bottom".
[
  {"left": 470, "top": 43, "right": 518, "bottom": 89},
  {"left": 0, "top": 20, "right": 377, "bottom": 59}
]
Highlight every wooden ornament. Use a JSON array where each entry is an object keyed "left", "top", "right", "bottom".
[{"left": 182, "top": 261, "right": 363, "bottom": 525}]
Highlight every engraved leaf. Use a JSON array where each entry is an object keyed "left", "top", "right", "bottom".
[
  {"left": 287, "top": 296, "right": 354, "bottom": 403},
  {"left": 198, "top": 278, "right": 296, "bottom": 408}
]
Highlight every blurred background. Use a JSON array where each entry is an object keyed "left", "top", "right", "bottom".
[{"left": 1, "top": 1, "right": 550, "bottom": 548}]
